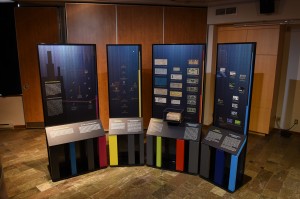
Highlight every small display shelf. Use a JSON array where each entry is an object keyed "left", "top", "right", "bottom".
[{"left": 163, "top": 108, "right": 184, "bottom": 124}]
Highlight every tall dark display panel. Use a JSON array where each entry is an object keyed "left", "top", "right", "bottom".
[
  {"left": 152, "top": 44, "right": 205, "bottom": 123},
  {"left": 38, "top": 44, "right": 98, "bottom": 126},
  {"left": 37, "top": 44, "right": 107, "bottom": 181},
  {"left": 213, "top": 43, "right": 255, "bottom": 134},
  {"left": 107, "top": 45, "right": 144, "bottom": 166},
  {"left": 107, "top": 45, "right": 141, "bottom": 118},
  {"left": 147, "top": 44, "right": 205, "bottom": 174},
  {"left": 200, "top": 43, "right": 256, "bottom": 192}
]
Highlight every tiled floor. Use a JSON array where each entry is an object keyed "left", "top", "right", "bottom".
[{"left": 0, "top": 128, "right": 300, "bottom": 199}]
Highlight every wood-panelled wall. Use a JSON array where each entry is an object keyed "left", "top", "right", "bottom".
[
  {"left": 15, "top": 7, "right": 61, "bottom": 128},
  {"left": 66, "top": 4, "right": 207, "bottom": 129},
  {"left": 217, "top": 25, "right": 283, "bottom": 134}
]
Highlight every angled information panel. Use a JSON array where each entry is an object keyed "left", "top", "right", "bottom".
[
  {"left": 109, "top": 118, "right": 143, "bottom": 135},
  {"left": 107, "top": 44, "right": 142, "bottom": 118},
  {"left": 45, "top": 119, "right": 105, "bottom": 146},
  {"left": 152, "top": 44, "right": 205, "bottom": 123},
  {"left": 202, "top": 126, "right": 246, "bottom": 156}
]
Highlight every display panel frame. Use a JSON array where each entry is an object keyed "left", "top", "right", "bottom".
[
  {"left": 37, "top": 43, "right": 99, "bottom": 127},
  {"left": 213, "top": 42, "right": 256, "bottom": 135},
  {"left": 106, "top": 44, "right": 142, "bottom": 118},
  {"left": 152, "top": 44, "right": 206, "bottom": 124}
]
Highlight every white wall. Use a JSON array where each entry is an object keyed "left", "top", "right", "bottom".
[
  {"left": 207, "top": 0, "right": 300, "bottom": 25},
  {"left": 0, "top": 96, "right": 25, "bottom": 127},
  {"left": 278, "top": 25, "right": 300, "bottom": 132}
]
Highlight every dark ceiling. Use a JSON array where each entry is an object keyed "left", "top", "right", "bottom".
[{"left": 8, "top": 0, "right": 257, "bottom": 7}]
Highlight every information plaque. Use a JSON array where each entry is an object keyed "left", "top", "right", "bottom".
[
  {"left": 107, "top": 45, "right": 142, "bottom": 118},
  {"left": 152, "top": 44, "right": 205, "bottom": 123},
  {"left": 109, "top": 118, "right": 143, "bottom": 135},
  {"left": 202, "top": 126, "right": 246, "bottom": 155}
]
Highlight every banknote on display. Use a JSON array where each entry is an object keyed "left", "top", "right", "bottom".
[
  {"left": 187, "top": 95, "right": 197, "bottom": 100},
  {"left": 154, "top": 88, "right": 168, "bottom": 95},
  {"left": 154, "top": 59, "right": 168, "bottom": 66},
  {"left": 187, "top": 68, "right": 199, "bottom": 75},
  {"left": 170, "top": 82, "right": 182, "bottom": 89},
  {"left": 187, "top": 107, "right": 196, "bottom": 113},
  {"left": 155, "top": 97, "right": 167, "bottom": 104},
  {"left": 187, "top": 78, "right": 199, "bottom": 84},
  {"left": 187, "top": 87, "right": 198, "bottom": 92},
  {"left": 170, "top": 91, "right": 182, "bottom": 97},
  {"left": 171, "top": 99, "right": 180, "bottom": 105},
  {"left": 154, "top": 68, "right": 167, "bottom": 75},
  {"left": 188, "top": 59, "right": 199, "bottom": 65},
  {"left": 170, "top": 74, "right": 182, "bottom": 80}
]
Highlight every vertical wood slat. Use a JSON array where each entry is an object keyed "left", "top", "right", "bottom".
[
  {"left": 15, "top": 7, "right": 60, "bottom": 125},
  {"left": 164, "top": 7, "right": 207, "bottom": 44}
]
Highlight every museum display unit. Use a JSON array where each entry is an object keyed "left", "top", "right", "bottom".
[
  {"left": 106, "top": 44, "right": 144, "bottom": 166},
  {"left": 200, "top": 43, "right": 256, "bottom": 192},
  {"left": 147, "top": 44, "right": 205, "bottom": 174},
  {"left": 37, "top": 44, "right": 107, "bottom": 181}
]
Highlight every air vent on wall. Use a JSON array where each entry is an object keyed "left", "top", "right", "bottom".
[{"left": 216, "top": 7, "right": 237, "bottom": 16}]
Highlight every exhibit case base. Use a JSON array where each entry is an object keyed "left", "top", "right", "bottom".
[
  {"left": 108, "top": 118, "right": 144, "bottom": 166},
  {"left": 199, "top": 126, "right": 249, "bottom": 192},
  {"left": 45, "top": 120, "right": 107, "bottom": 182},
  {"left": 146, "top": 118, "right": 201, "bottom": 174}
]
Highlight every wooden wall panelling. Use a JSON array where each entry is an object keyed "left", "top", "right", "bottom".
[
  {"left": 217, "top": 26, "right": 247, "bottom": 43},
  {"left": 66, "top": 3, "right": 117, "bottom": 130},
  {"left": 15, "top": 7, "right": 61, "bottom": 127},
  {"left": 164, "top": 7, "right": 207, "bottom": 43},
  {"left": 246, "top": 26, "right": 280, "bottom": 55},
  {"left": 117, "top": 5, "right": 164, "bottom": 128},
  {"left": 246, "top": 26, "right": 281, "bottom": 134},
  {"left": 270, "top": 26, "right": 285, "bottom": 130}
]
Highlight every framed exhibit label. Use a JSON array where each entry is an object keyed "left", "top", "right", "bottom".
[
  {"left": 37, "top": 44, "right": 99, "bottom": 126},
  {"left": 152, "top": 44, "right": 205, "bottom": 123},
  {"left": 107, "top": 45, "right": 142, "bottom": 118},
  {"left": 213, "top": 43, "right": 256, "bottom": 135}
]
